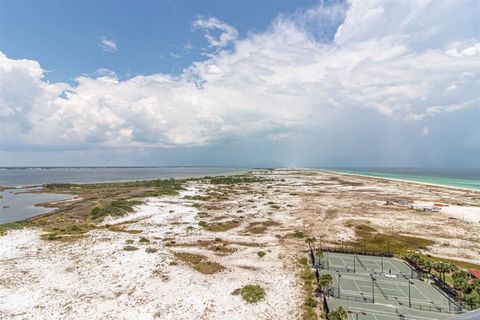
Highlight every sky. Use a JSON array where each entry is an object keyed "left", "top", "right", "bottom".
[{"left": 0, "top": 0, "right": 479, "bottom": 168}]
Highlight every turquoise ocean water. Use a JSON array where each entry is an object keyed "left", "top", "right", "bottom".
[{"left": 317, "top": 168, "right": 480, "bottom": 190}]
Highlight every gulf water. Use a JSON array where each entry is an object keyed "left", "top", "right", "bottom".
[{"left": 319, "top": 167, "right": 480, "bottom": 190}]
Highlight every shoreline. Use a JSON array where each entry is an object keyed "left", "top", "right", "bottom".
[
  {"left": 315, "top": 168, "right": 480, "bottom": 192},
  {"left": 1, "top": 168, "right": 479, "bottom": 318},
  {"left": 0, "top": 168, "right": 251, "bottom": 188}
]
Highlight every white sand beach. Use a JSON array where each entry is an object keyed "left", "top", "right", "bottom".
[{"left": 1, "top": 169, "right": 479, "bottom": 319}]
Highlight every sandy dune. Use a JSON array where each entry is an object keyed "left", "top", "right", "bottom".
[{"left": 1, "top": 169, "right": 479, "bottom": 319}]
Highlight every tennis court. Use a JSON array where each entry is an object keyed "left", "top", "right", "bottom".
[
  {"left": 318, "top": 252, "right": 418, "bottom": 279},
  {"left": 326, "top": 298, "right": 452, "bottom": 320},
  {"left": 323, "top": 271, "right": 453, "bottom": 313}
]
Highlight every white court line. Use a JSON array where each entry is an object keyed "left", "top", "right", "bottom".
[
  {"left": 349, "top": 307, "right": 438, "bottom": 320},
  {"left": 391, "top": 284, "right": 407, "bottom": 298},
  {"left": 336, "top": 275, "right": 436, "bottom": 303},
  {"left": 413, "top": 285, "right": 431, "bottom": 303},
  {"left": 390, "top": 282, "right": 431, "bottom": 302},
  {"left": 341, "top": 277, "right": 363, "bottom": 293},
  {"left": 358, "top": 258, "right": 402, "bottom": 273},
  {"left": 340, "top": 289, "right": 384, "bottom": 299},
  {"left": 339, "top": 275, "right": 411, "bottom": 287},
  {"left": 340, "top": 256, "right": 350, "bottom": 268},
  {"left": 342, "top": 287, "right": 434, "bottom": 304}
]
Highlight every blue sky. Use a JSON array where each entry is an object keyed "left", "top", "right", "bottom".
[
  {"left": 0, "top": 0, "right": 318, "bottom": 82},
  {"left": 0, "top": 0, "right": 479, "bottom": 167}
]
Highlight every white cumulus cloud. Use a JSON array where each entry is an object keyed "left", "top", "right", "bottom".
[
  {"left": 193, "top": 16, "right": 238, "bottom": 48},
  {"left": 0, "top": 0, "right": 479, "bottom": 151}
]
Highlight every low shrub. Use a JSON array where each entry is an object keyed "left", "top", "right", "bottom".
[
  {"left": 139, "top": 237, "right": 150, "bottom": 243},
  {"left": 146, "top": 247, "right": 158, "bottom": 253},
  {"left": 231, "top": 285, "right": 265, "bottom": 303}
]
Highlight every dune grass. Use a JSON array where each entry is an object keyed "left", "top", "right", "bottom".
[
  {"left": 298, "top": 256, "right": 317, "bottom": 320},
  {"left": 345, "top": 222, "right": 434, "bottom": 255},
  {"left": 200, "top": 220, "right": 241, "bottom": 232},
  {"left": 245, "top": 220, "right": 281, "bottom": 234},
  {"left": 174, "top": 252, "right": 225, "bottom": 274}
]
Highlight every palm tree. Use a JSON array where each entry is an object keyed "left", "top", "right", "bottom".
[
  {"left": 424, "top": 260, "right": 433, "bottom": 274},
  {"left": 446, "top": 263, "right": 457, "bottom": 275},
  {"left": 434, "top": 262, "right": 447, "bottom": 281},
  {"left": 305, "top": 236, "right": 316, "bottom": 263},
  {"left": 453, "top": 278, "right": 468, "bottom": 297},
  {"left": 305, "top": 236, "right": 316, "bottom": 252},
  {"left": 317, "top": 274, "right": 333, "bottom": 294},
  {"left": 316, "top": 250, "right": 324, "bottom": 260}
]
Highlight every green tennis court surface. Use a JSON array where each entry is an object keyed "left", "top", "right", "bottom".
[
  {"left": 324, "top": 271, "right": 452, "bottom": 312},
  {"left": 319, "top": 253, "right": 461, "bottom": 320},
  {"left": 318, "top": 252, "right": 418, "bottom": 279},
  {"left": 326, "top": 298, "right": 452, "bottom": 320}
]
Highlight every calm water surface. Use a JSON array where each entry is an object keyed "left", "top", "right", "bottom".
[
  {"left": 0, "top": 167, "right": 248, "bottom": 224},
  {"left": 0, "top": 188, "right": 74, "bottom": 224},
  {"left": 0, "top": 167, "right": 248, "bottom": 187}
]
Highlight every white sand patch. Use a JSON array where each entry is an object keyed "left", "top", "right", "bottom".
[
  {"left": 439, "top": 205, "right": 480, "bottom": 224},
  {"left": 0, "top": 229, "right": 42, "bottom": 260},
  {"left": 0, "top": 182, "right": 303, "bottom": 319}
]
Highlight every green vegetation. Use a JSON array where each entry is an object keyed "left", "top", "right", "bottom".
[
  {"left": 291, "top": 230, "right": 305, "bottom": 239},
  {"left": 299, "top": 256, "right": 317, "bottom": 320},
  {"left": 123, "top": 245, "right": 139, "bottom": 251},
  {"left": 245, "top": 220, "right": 281, "bottom": 234},
  {"left": 139, "top": 236, "right": 150, "bottom": 243},
  {"left": 317, "top": 274, "right": 333, "bottom": 293},
  {"left": 418, "top": 254, "right": 480, "bottom": 270},
  {"left": 0, "top": 178, "right": 187, "bottom": 238},
  {"left": 328, "top": 307, "right": 347, "bottom": 320},
  {"left": 305, "top": 236, "right": 316, "bottom": 253},
  {"left": 184, "top": 195, "right": 210, "bottom": 201},
  {"left": 45, "top": 178, "right": 185, "bottom": 197},
  {"left": 174, "top": 252, "right": 224, "bottom": 274},
  {"left": 91, "top": 199, "right": 143, "bottom": 221},
  {"left": 257, "top": 251, "right": 266, "bottom": 258},
  {"left": 199, "top": 220, "right": 241, "bottom": 232},
  {"left": 0, "top": 220, "right": 30, "bottom": 235},
  {"left": 208, "top": 175, "right": 266, "bottom": 184},
  {"left": 146, "top": 247, "right": 158, "bottom": 253},
  {"left": 231, "top": 285, "right": 266, "bottom": 303},
  {"left": 136, "top": 178, "right": 185, "bottom": 196},
  {"left": 175, "top": 238, "right": 237, "bottom": 255},
  {"left": 197, "top": 211, "right": 210, "bottom": 218},
  {"left": 44, "top": 183, "right": 78, "bottom": 189},
  {"left": 343, "top": 221, "right": 480, "bottom": 309},
  {"left": 345, "top": 223, "right": 434, "bottom": 255},
  {"left": 408, "top": 253, "right": 480, "bottom": 309},
  {"left": 109, "top": 226, "right": 142, "bottom": 234},
  {"left": 47, "top": 232, "right": 60, "bottom": 240}
]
